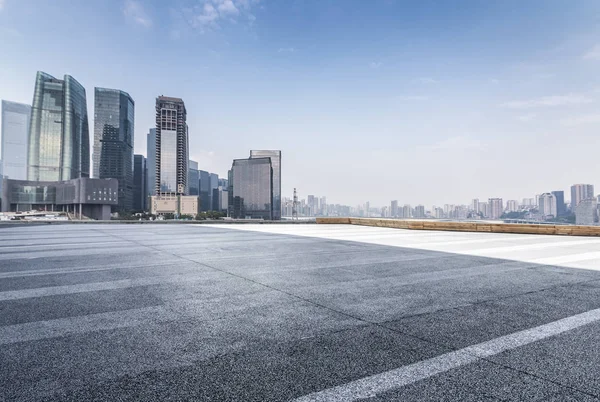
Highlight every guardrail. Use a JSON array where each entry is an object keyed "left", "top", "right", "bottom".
[{"left": 315, "top": 217, "right": 600, "bottom": 237}]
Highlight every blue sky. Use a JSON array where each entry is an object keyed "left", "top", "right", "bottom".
[{"left": 2, "top": 0, "right": 600, "bottom": 206}]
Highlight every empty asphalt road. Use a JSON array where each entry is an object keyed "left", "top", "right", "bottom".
[{"left": 2, "top": 223, "right": 600, "bottom": 401}]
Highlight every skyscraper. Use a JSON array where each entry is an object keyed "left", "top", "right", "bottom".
[
  {"left": 155, "top": 96, "right": 187, "bottom": 195},
  {"left": 199, "top": 170, "right": 211, "bottom": 211},
  {"left": 1, "top": 101, "right": 31, "bottom": 180},
  {"left": 402, "top": 204, "right": 412, "bottom": 218},
  {"left": 210, "top": 173, "right": 219, "bottom": 210},
  {"left": 188, "top": 160, "right": 199, "bottom": 196},
  {"left": 230, "top": 157, "right": 273, "bottom": 220},
  {"left": 28, "top": 71, "right": 90, "bottom": 181},
  {"left": 146, "top": 128, "right": 156, "bottom": 197},
  {"left": 551, "top": 191, "right": 565, "bottom": 216},
  {"left": 390, "top": 200, "right": 398, "bottom": 217},
  {"left": 93, "top": 88, "right": 135, "bottom": 211},
  {"left": 488, "top": 198, "right": 503, "bottom": 219},
  {"left": 250, "top": 150, "right": 281, "bottom": 220},
  {"left": 538, "top": 193, "right": 557, "bottom": 218},
  {"left": 471, "top": 199, "right": 480, "bottom": 214},
  {"left": 133, "top": 154, "right": 147, "bottom": 211},
  {"left": 414, "top": 205, "right": 425, "bottom": 218},
  {"left": 571, "top": 184, "right": 594, "bottom": 210}
]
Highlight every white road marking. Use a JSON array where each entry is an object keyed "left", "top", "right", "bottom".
[{"left": 293, "top": 307, "right": 600, "bottom": 401}]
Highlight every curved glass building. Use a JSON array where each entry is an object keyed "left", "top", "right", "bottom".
[{"left": 27, "top": 71, "right": 90, "bottom": 182}]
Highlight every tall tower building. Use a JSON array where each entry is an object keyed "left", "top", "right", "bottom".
[
  {"left": 250, "top": 150, "right": 281, "bottom": 220},
  {"left": 155, "top": 96, "right": 187, "bottom": 195},
  {"left": 1, "top": 101, "right": 31, "bottom": 180},
  {"left": 188, "top": 160, "right": 199, "bottom": 196},
  {"left": 133, "top": 154, "right": 146, "bottom": 211},
  {"left": 146, "top": 128, "right": 156, "bottom": 197},
  {"left": 391, "top": 200, "right": 398, "bottom": 217},
  {"left": 488, "top": 198, "right": 503, "bottom": 219},
  {"left": 538, "top": 193, "right": 557, "bottom": 218},
  {"left": 230, "top": 157, "right": 273, "bottom": 220},
  {"left": 93, "top": 88, "right": 135, "bottom": 211},
  {"left": 551, "top": 191, "right": 565, "bottom": 216},
  {"left": 27, "top": 71, "right": 90, "bottom": 181},
  {"left": 471, "top": 199, "right": 480, "bottom": 214},
  {"left": 571, "top": 184, "right": 594, "bottom": 210}
]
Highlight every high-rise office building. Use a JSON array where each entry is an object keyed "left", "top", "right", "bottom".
[
  {"left": 488, "top": 198, "right": 503, "bottom": 219},
  {"left": 391, "top": 200, "right": 398, "bottom": 217},
  {"left": 414, "top": 205, "right": 425, "bottom": 218},
  {"left": 551, "top": 191, "right": 565, "bottom": 217},
  {"left": 133, "top": 154, "right": 147, "bottom": 211},
  {"left": 155, "top": 96, "right": 187, "bottom": 195},
  {"left": 471, "top": 199, "right": 480, "bottom": 214},
  {"left": 575, "top": 199, "right": 598, "bottom": 226},
  {"left": 188, "top": 160, "right": 199, "bottom": 196},
  {"left": 506, "top": 200, "right": 519, "bottom": 213},
  {"left": 93, "top": 88, "right": 135, "bottom": 211},
  {"left": 199, "top": 170, "right": 211, "bottom": 211},
  {"left": 571, "top": 184, "right": 594, "bottom": 210},
  {"left": 27, "top": 71, "right": 90, "bottom": 181},
  {"left": 146, "top": 128, "right": 156, "bottom": 197},
  {"left": 210, "top": 173, "right": 219, "bottom": 210},
  {"left": 250, "top": 150, "right": 281, "bottom": 220},
  {"left": 230, "top": 157, "right": 273, "bottom": 220},
  {"left": 1, "top": 101, "right": 31, "bottom": 180},
  {"left": 402, "top": 204, "right": 412, "bottom": 218},
  {"left": 538, "top": 193, "right": 557, "bottom": 218}
]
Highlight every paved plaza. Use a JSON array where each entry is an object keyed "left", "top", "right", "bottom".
[{"left": 2, "top": 223, "right": 600, "bottom": 401}]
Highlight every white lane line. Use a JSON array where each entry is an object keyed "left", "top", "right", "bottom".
[{"left": 293, "top": 307, "right": 600, "bottom": 402}]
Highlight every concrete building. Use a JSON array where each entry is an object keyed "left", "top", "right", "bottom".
[
  {"left": 1, "top": 177, "right": 117, "bottom": 220},
  {"left": 488, "top": 198, "right": 503, "bottom": 219},
  {"left": 391, "top": 200, "right": 398, "bottom": 217},
  {"left": 575, "top": 198, "right": 598, "bottom": 226},
  {"left": 133, "top": 155, "right": 146, "bottom": 211},
  {"left": 471, "top": 199, "right": 480, "bottom": 214},
  {"left": 414, "top": 205, "right": 425, "bottom": 218},
  {"left": 505, "top": 200, "right": 519, "bottom": 213},
  {"left": 1, "top": 100, "right": 31, "bottom": 180},
  {"left": 93, "top": 88, "right": 135, "bottom": 212},
  {"left": 250, "top": 150, "right": 281, "bottom": 220},
  {"left": 28, "top": 71, "right": 90, "bottom": 181},
  {"left": 402, "top": 204, "right": 412, "bottom": 219},
  {"left": 150, "top": 194, "right": 199, "bottom": 217},
  {"left": 538, "top": 193, "right": 557, "bottom": 218},
  {"left": 571, "top": 184, "right": 594, "bottom": 211}
]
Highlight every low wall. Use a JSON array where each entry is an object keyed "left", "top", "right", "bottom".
[{"left": 315, "top": 218, "right": 600, "bottom": 237}]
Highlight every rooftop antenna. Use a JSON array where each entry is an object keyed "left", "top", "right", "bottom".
[{"left": 292, "top": 188, "right": 298, "bottom": 220}]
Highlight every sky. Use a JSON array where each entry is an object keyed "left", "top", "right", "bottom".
[{"left": 1, "top": 0, "right": 600, "bottom": 207}]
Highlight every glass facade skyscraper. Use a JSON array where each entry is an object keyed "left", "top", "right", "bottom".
[
  {"left": 133, "top": 154, "right": 147, "bottom": 211},
  {"left": 1, "top": 101, "right": 31, "bottom": 180},
  {"left": 155, "top": 97, "right": 187, "bottom": 195},
  {"left": 27, "top": 71, "right": 90, "bottom": 182},
  {"left": 199, "top": 169, "right": 211, "bottom": 211},
  {"left": 188, "top": 160, "right": 199, "bottom": 196},
  {"left": 146, "top": 128, "right": 156, "bottom": 197},
  {"left": 93, "top": 88, "right": 135, "bottom": 211},
  {"left": 231, "top": 157, "right": 273, "bottom": 220},
  {"left": 250, "top": 150, "right": 281, "bottom": 220}
]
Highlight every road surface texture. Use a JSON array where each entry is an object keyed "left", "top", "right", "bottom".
[{"left": 2, "top": 223, "right": 600, "bottom": 401}]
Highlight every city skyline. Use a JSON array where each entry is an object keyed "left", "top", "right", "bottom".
[{"left": 2, "top": 1, "right": 600, "bottom": 204}]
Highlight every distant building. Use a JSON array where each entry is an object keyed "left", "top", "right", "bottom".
[
  {"left": 471, "top": 199, "right": 480, "bottom": 214},
  {"left": 93, "top": 87, "right": 135, "bottom": 212},
  {"left": 537, "top": 193, "right": 557, "bottom": 218},
  {"left": 28, "top": 71, "right": 90, "bottom": 181},
  {"left": 210, "top": 173, "right": 219, "bottom": 210},
  {"left": 133, "top": 155, "right": 147, "bottom": 211},
  {"left": 402, "top": 204, "right": 412, "bottom": 218},
  {"left": 505, "top": 200, "right": 519, "bottom": 213},
  {"left": 479, "top": 202, "right": 489, "bottom": 218},
  {"left": 575, "top": 198, "right": 598, "bottom": 226},
  {"left": 199, "top": 170, "right": 210, "bottom": 211},
  {"left": 414, "top": 205, "right": 425, "bottom": 218},
  {"left": 1, "top": 177, "right": 117, "bottom": 220},
  {"left": 391, "top": 200, "right": 398, "bottom": 217},
  {"left": 434, "top": 207, "right": 444, "bottom": 219},
  {"left": 250, "top": 150, "right": 281, "bottom": 220},
  {"left": 1, "top": 101, "right": 31, "bottom": 180},
  {"left": 230, "top": 157, "right": 273, "bottom": 220},
  {"left": 571, "top": 184, "right": 594, "bottom": 211},
  {"left": 188, "top": 160, "right": 199, "bottom": 196},
  {"left": 320, "top": 196, "right": 327, "bottom": 215},
  {"left": 551, "top": 191, "right": 565, "bottom": 216},
  {"left": 150, "top": 195, "right": 199, "bottom": 217},
  {"left": 488, "top": 198, "right": 503, "bottom": 219},
  {"left": 146, "top": 128, "right": 156, "bottom": 198}
]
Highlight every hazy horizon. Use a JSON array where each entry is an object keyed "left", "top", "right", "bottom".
[{"left": 2, "top": 0, "right": 600, "bottom": 206}]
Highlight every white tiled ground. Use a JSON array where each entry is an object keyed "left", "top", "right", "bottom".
[{"left": 206, "top": 224, "right": 600, "bottom": 271}]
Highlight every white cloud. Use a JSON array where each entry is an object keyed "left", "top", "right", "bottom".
[
  {"left": 278, "top": 47, "right": 295, "bottom": 53},
  {"left": 184, "top": 0, "right": 260, "bottom": 32},
  {"left": 560, "top": 114, "right": 600, "bottom": 126},
  {"left": 583, "top": 44, "right": 600, "bottom": 60},
  {"left": 369, "top": 61, "right": 383, "bottom": 69},
  {"left": 123, "top": 0, "right": 152, "bottom": 27},
  {"left": 501, "top": 94, "right": 593, "bottom": 109}
]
